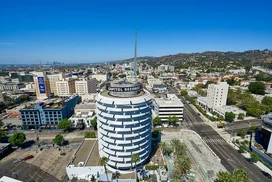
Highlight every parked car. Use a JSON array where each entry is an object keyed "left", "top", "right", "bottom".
[
  {"left": 13, "top": 158, "right": 23, "bottom": 164},
  {"left": 23, "top": 155, "right": 34, "bottom": 161}
]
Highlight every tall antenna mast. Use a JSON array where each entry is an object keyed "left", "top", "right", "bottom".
[{"left": 134, "top": 27, "right": 138, "bottom": 81}]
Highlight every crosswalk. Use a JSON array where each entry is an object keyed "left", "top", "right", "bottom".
[{"left": 203, "top": 138, "right": 226, "bottom": 144}]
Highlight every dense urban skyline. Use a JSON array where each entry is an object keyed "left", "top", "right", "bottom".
[{"left": 0, "top": 0, "right": 272, "bottom": 64}]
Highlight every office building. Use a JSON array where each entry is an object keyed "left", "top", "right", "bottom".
[
  {"left": 154, "top": 94, "right": 184, "bottom": 122},
  {"left": 91, "top": 74, "right": 107, "bottom": 82},
  {"left": 75, "top": 78, "right": 96, "bottom": 95},
  {"left": 33, "top": 72, "right": 51, "bottom": 100},
  {"left": 197, "top": 82, "right": 229, "bottom": 111},
  {"left": 56, "top": 79, "right": 76, "bottom": 97},
  {"left": 20, "top": 95, "right": 80, "bottom": 130},
  {"left": 47, "top": 73, "right": 63, "bottom": 95},
  {"left": 96, "top": 81, "right": 153, "bottom": 173}
]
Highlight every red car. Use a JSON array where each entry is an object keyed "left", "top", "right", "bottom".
[{"left": 23, "top": 155, "right": 34, "bottom": 161}]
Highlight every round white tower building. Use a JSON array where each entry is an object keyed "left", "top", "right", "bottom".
[{"left": 96, "top": 81, "right": 153, "bottom": 173}]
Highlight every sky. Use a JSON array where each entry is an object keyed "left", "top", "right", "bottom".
[{"left": 0, "top": 0, "right": 272, "bottom": 64}]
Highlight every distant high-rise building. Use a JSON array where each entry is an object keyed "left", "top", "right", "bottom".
[
  {"left": 96, "top": 81, "right": 153, "bottom": 173},
  {"left": 32, "top": 72, "right": 50, "bottom": 100},
  {"left": 75, "top": 78, "right": 96, "bottom": 95}
]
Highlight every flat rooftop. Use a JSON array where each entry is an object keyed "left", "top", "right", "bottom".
[
  {"left": 100, "top": 90, "right": 146, "bottom": 98},
  {"left": 155, "top": 94, "right": 183, "bottom": 107}
]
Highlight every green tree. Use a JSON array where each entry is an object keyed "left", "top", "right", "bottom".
[
  {"left": 131, "top": 153, "right": 140, "bottom": 169},
  {"left": 84, "top": 131, "right": 96, "bottom": 138},
  {"left": 237, "top": 129, "right": 246, "bottom": 139},
  {"left": 159, "top": 141, "right": 173, "bottom": 156},
  {"left": 227, "top": 89, "right": 238, "bottom": 105},
  {"left": 180, "top": 89, "right": 188, "bottom": 96},
  {"left": 250, "top": 152, "right": 259, "bottom": 163},
  {"left": 119, "top": 74, "right": 126, "bottom": 78},
  {"left": 8, "top": 132, "right": 26, "bottom": 146},
  {"left": 152, "top": 116, "right": 161, "bottom": 126},
  {"left": 152, "top": 128, "right": 162, "bottom": 138},
  {"left": 91, "top": 119, "right": 97, "bottom": 130},
  {"left": 58, "top": 118, "right": 72, "bottom": 131},
  {"left": 99, "top": 157, "right": 109, "bottom": 182},
  {"left": 168, "top": 116, "right": 179, "bottom": 125},
  {"left": 0, "top": 119, "right": 4, "bottom": 127},
  {"left": 246, "top": 108, "right": 264, "bottom": 117},
  {"left": 0, "top": 130, "right": 6, "bottom": 139},
  {"left": 53, "top": 134, "right": 65, "bottom": 146},
  {"left": 248, "top": 82, "right": 266, "bottom": 95},
  {"left": 171, "top": 155, "right": 191, "bottom": 180},
  {"left": 226, "top": 77, "right": 238, "bottom": 86},
  {"left": 248, "top": 126, "right": 257, "bottom": 134},
  {"left": 238, "top": 113, "right": 245, "bottom": 120},
  {"left": 262, "top": 96, "right": 272, "bottom": 105},
  {"left": 217, "top": 169, "right": 250, "bottom": 182},
  {"left": 225, "top": 112, "right": 235, "bottom": 122},
  {"left": 239, "top": 145, "right": 247, "bottom": 153}
]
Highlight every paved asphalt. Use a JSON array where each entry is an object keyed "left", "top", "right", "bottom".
[
  {"left": 225, "top": 119, "right": 262, "bottom": 134},
  {"left": 182, "top": 101, "right": 269, "bottom": 182}
]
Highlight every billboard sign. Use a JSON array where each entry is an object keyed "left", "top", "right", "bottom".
[{"left": 38, "top": 77, "right": 46, "bottom": 94}]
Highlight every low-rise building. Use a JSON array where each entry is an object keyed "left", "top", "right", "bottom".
[
  {"left": 0, "top": 82, "right": 25, "bottom": 91},
  {"left": 154, "top": 94, "right": 184, "bottom": 122},
  {"left": 20, "top": 95, "right": 80, "bottom": 130},
  {"left": 213, "top": 105, "right": 246, "bottom": 119},
  {"left": 69, "top": 102, "right": 96, "bottom": 128}
]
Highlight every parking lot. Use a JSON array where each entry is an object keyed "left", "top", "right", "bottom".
[{"left": 0, "top": 147, "right": 76, "bottom": 181}]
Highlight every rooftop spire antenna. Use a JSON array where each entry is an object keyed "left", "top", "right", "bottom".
[{"left": 134, "top": 27, "right": 138, "bottom": 81}]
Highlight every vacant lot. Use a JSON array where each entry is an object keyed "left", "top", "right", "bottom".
[{"left": 0, "top": 147, "right": 76, "bottom": 181}]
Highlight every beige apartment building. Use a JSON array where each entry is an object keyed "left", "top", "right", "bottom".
[
  {"left": 47, "top": 73, "right": 63, "bottom": 96},
  {"left": 56, "top": 79, "right": 76, "bottom": 97}
]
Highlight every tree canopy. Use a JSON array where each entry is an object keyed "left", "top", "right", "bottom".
[
  {"left": 250, "top": 152, "right": 259, "bottom": 163},
  {"left": 58, "top": 118, "right": 73, "bottom": 131},
  {"left": 53, "top": 134, "right": 65, "bottom": 146},
  {"left": 152, "top": 116, "right": 161, "bottom": 126},
  {"left": 168, "top": 116, "right": 179, "bottom": 125},
  {"left": 0, "top": 119, "right": 4, "bottom": 127},
  {"left": 91, "top": 119, "right": 97, "bottom": 130},
  {"left": 180, "top": 89, "right": 188, "bottom": 96},
  {"left": 0, "top": 130, "right": 6, "bottom": 139},
  {"left": 248, "top": 82, "right": 266, "bottom": 95},
  {"left": 84, "top": 131, "right": 96, "bottom": 138},
  {"left": 131, "top": 153, "right": 140, "bottom": 168},
  {"left": 8, "top": 132, "right": 26, "bottom": 146},
  {"left": 237, "top": 129, "right": 246, "bottom": 138},
  {"left": 216, "top": 169, "right": 250, "bottom": 182},
  {"left": 225, "top": 112, "right": 235, "bottom": 122},
  {"left": 262, "top": 96, "right": 272, "bottom": 105},
  {"left": 152, "top": 128, "right": 162, "bottom": 138}
]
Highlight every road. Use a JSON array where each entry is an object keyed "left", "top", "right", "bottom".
[
  {"left": 182, "top": 101, "right": 268, "bottom": 182},
  {"left": 225, "top": 119, "right": 262, "bottom": 134}
]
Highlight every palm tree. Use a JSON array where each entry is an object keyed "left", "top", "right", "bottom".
[
  {"left": 170, "top": 139, "right": 181, "bottom": 152},
  {"left": 159, "top": 141, "right": 173, "bottom": 156},
  {"left": 131, "top": 153, "right": 140, "bottom": 170},
  {"left": 99, "top": 156, "right": 109, "bottom": 182}
]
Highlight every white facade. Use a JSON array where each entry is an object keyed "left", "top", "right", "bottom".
[
  {"left": 213, "top": 105, "right": 246, "bottom": 119},
  {"left": 154, "top": 94, "right": 184, "bottom": 122},
  {"left": 96, "top": 89, "right": 153, "bottom": 173},
  {"left": 75, "top": 78, "right": 96, "bottom": 95},
  {"left": 56, "top": 81, "right": 70, "bottom": 97},
  {"left": 91, "top": 74, "right": 107, "bottom": 82},
  {"left": 207, "top": 82, "right": 229, "bottom": 109}
]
